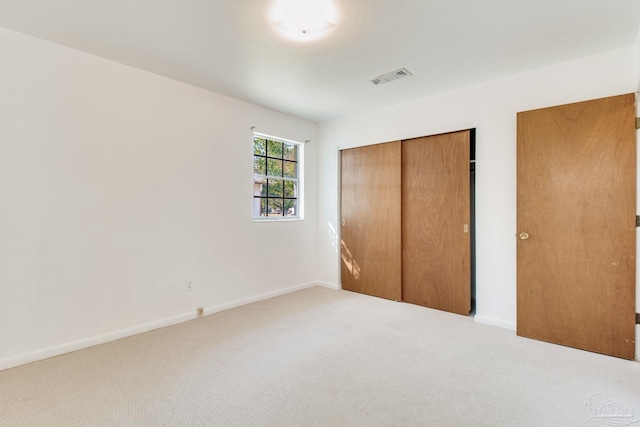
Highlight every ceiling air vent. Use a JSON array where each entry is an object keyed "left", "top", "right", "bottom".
[{"left": 369, "top": 68, "right": 413, "bottom": 85}]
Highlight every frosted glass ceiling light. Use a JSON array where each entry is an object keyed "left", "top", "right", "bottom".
[{"left": 273, "top": 0, "right": 337, "bottom": 40}]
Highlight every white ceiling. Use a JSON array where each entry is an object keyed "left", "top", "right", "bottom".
[{"left": 0, "top": 0, "right": 639, "bottom": 122}]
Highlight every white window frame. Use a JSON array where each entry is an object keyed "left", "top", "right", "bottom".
[{"left": 252, "top": 132, "right": 304, "bottom": 221}]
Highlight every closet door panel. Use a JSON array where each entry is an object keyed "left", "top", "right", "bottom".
[
  {"left": 340, "top": 141, "right": 402, "bottom": 300},
  {"left": 402, "top": 131, "right": 471, "bottom": 315}
]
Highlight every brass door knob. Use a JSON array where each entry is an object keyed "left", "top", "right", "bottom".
[{"left": 519, "top": 232, "right": 530, "bottom": 240}]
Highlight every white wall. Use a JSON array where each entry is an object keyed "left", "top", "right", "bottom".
[
  {"left": 0, "top": 27, "right": 318, "bottom": 370},
  {"left": 316, "top": 47, "right": 637, "bottom": 332},
  {"left": 636, "top": 26, "right": 640, "bottom": 90}
]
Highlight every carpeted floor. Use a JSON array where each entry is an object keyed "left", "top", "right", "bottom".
[{"left": 0, "top": 286, "right": 639, "bottom": 426}]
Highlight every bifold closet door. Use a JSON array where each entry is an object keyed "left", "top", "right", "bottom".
[
  {"left": 402, "top": 131, "right": 471, "bottom": 315},
  {"left": 517, "top": 94, "right": 636, "bottom": 360},
  {"left": 340, "top": 141, "right": 402, "bottom": 301}
]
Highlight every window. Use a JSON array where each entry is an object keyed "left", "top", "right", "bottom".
[{"left": 253, "top": 134, "right": 302, "bottom": 219}]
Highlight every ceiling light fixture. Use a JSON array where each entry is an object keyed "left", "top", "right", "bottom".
[{"left": 272, "top": 0, "right": 337, "bottom": 41}]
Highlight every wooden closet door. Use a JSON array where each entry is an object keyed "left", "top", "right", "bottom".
[
  {"left": 402, "top": 131, "right": 471, "bottom": 315},
  {"left": 340, "top": 141, "right": 402, "bottom": 300},
  {"left": 517, "top": 94, "right": 636, "bottom": 359}
]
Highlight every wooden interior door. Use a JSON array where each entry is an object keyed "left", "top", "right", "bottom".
[
  {"left": 340, "top": 141, "right": 402, "bottom": 300},
  {"left": 402, "top": 131, "right": 471, "bottom": 315},
  {"left": 517, "top": 94, "right": 636, "bottom": 360}
]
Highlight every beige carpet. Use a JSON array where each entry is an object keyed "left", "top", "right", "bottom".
[{"left": 0, "top": 286, "right": 639, "bottom": 426}]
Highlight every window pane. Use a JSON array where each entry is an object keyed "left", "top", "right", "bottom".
[
  {"left": 283, "top": 143, "right": 297, "bottom": 161},
  {"left": 268, "top": 180, "right": 284, "bottom": 197},
  {"left": 268, "top": 198, "right": 284, "bottom": 216},
  {"left": 267, "top": 158, "right": 282, "bottom": 177},
  {"left": 254, "top": 156, "right": 266, "bottom": 175},
  {"left": 267, "top": 140, "right": 283, "bottom": 158},
  {"left": 283, "top": 199, "right": 297, "bottom": 217},
  {"left": 284, "top": 180, "right": 297, "bottom": 198},
  {"left": 283, "top": 161, "right": 297, "bottom": 178},
  {"left": 254, "top": 137, "right": 266, "bottom": 155},
  {"left": 253, "top": 197, "right": 267, "bottom": 217},
  {"left": 253, "top": 178, "right": 266, "bottom": 196}
]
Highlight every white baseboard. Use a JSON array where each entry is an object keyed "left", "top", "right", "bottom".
[
  {"left": 200, "top": 281, "right": 319, "bottom": 316},
  {"left": 636, "top": 325, "right": 639, "bottom": 362},
  {"left": 0, "top": 281, "right": 320, "bottom": 372},
  {"left": 316, "top": 281, "right": 341, "bottom": 290},
  {"left": 474, "top": 314, "right": 517, "bottom": 331},
  {"left": 0, "top": 311, "right": 196, "bottom": 372}
]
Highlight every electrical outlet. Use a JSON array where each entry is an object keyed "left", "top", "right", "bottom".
[
  {"left": 186, "top": 279, "right": 193, "bottom": 292},
  {"left": 197, "top": 307, "right": 204, "bottom": 316}
]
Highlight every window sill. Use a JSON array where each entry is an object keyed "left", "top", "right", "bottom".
[{"left": 253, "top": 218, "right": 303, "bottom": 223}]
